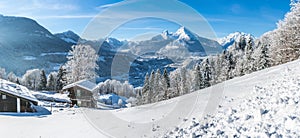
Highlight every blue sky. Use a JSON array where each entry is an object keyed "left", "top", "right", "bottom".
[{"left": 0, "top": 0, "right": 291, "bottom": 40}]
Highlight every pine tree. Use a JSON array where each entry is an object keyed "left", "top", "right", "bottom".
[
  {"left": 203, "top": 59, "right": 212, "bottom": 88},
  {"left": 16, "top": 78, "right": 20, "bottom": 85},
  {"left": 219, "top": 51, "right": 230, "bottom": 81},
  {"left": 153, "top": 69, "right": 162, "bottom": 102},
  {"left": 141, "top": 73, "right": 150, "bottom": 104},
  {"left": 47, "top": 73, "right": 55, "bottom": 91},
  {"left": 255, "top": 40, "right": 271, "bottom": 70},
  {"left": 56, "top": 66, "right": 67, "bottom": 91},
  {"left": 162, "top": 68, "right": 170, "bottom": 100},
  {"left": 193, "top": 64, "right": 203, "bottom": 91},
  {"left": 180, "top": 67, "right": 189, "bottom": 95},
  {"left": 38, "top": 70, "right": 47, "bottom": 90},
  {"left": 148, "top": 70, "right": 155, "bottom": 103}
]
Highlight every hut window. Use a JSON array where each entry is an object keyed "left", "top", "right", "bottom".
[
  {"left": 76, "top": 90, "right": 81, "bottom": 97},
  {"left": 2, "top": 94, "right": 6, "bottom": 100}
]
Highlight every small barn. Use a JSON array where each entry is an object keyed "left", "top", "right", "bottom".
[
  {"left": 62, "top": 80, "right": 97, "bottom": 108},
  {"left": 0, "top": 79, "right": 38, "bottom": 113}
]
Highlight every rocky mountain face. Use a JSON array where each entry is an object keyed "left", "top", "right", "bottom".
[{"left": 0, "top": 15, "right": 71, "bottom": 75}]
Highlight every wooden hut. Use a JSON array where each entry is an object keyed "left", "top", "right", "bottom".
[
  {"left": 0, "top": 79, "right": 38, "bottom": 112},
  {"left": 62, "top": 80, "right": 97, "bottom": 108}
]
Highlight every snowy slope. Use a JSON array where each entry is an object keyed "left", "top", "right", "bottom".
[
  {"left": 2, "top": 59, "right": 300, "bottom": 137},
  {"left": 167, "top": 63, "right": 300, "bottom": 137},
  {"left": 83, "top": 59, "right": 300, "bottom": 137}
]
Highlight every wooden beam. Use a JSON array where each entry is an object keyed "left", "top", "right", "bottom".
[{"left": 17, "top": 98, "right": 20, "bottom": 113}]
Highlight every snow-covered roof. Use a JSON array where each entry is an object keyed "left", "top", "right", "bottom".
[
  {"left": 0, "top": 79, "right": 38, "bottom": 103},
  {"left": 62, "top": 80, "right": 97, "bottom": 92}
]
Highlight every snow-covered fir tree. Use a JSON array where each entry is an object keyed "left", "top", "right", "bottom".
[
  {"left": 254, "top": 39, "right": 271, "bottom": 70},
  {"left": 162, "top": 68, "right": 170, "bottom": 100},
  {"left": 47, "top": 72, "right": 57, "bottom": 91},
  {"left": 141, "top": 73, "right": 150, "bottom": 104},
  {"left": 192, "top": 64, "right": 203, "bottom": 91},
  {"left": 148, "top": 70, "right": 155, "bottom": 103},
  {"left": 180, "top": 67, "right": 189, "bottom": 95},
  {"left": 202, "top": 58, "right": 212, "bottom": 88}
]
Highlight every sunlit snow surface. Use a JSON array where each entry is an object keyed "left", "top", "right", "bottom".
[{"left": 1, "top": 59, "right": 300, "bottom": 137}]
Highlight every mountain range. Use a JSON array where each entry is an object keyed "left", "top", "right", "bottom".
[{"left": 0, "top": 14, "right": 251, "bottom": 86}]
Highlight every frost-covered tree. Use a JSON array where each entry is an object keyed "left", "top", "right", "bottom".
[
  {"left": 219, "top": 51, "right": 230, "bottom": 82},
  {"left": 170, "top": 69, "right": 181, "bottom": 98},
  {"left": 148, "top": 70, "right": 155, "bottom": 103},
  {"left": 153, "top": 69, "right": 163, "bottom": 102},
  {"left": 7, "top": 72, "right": 18, "bottom": 83},
  {"left": 93, "top": 79, "right": 135, "bottom": 98},
  {"left": 254, "top": 40, "right": 271, "bottom": 71},
  {"left": 65, "top": 45, "right": 99, "bottom": 83},
  {"left": 162, "top": 68, "right": 170, "bottom": 100},
  {"left": 243, "top": 39, "right": 255, "bottom": 74},
  {"left": 22, "top": 69, "right": 41, "bottom": 90},
  {"left": 180, "top": 67, "right": 189, "bottom": 95},
  {"left": 192, "top": 64, "right": 203, "bottom": 91},
  {"left": 0, "top": 68, "right": 7, "bottom": 79},
  {"left": 141, "top": 73, "right": 150, "bottom": 104},
  {"left": 271, "top": 1, "right": 300, "bottom": 64},
  {"left": 202, "top": 59, "right": 212, "bottom": 88},
  {"left": 47, "top": 72, "right": 58, "bottom": 91},
  {"left": 122, "top": 81, "right": 134, "bottom": 98}
]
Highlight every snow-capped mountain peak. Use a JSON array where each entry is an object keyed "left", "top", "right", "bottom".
[
  {"left": 54, "top": 30, "right": 80, "bottom": 44},
  {"left": 218, "top": 32, "right": 255, "bottom": 49},
  {"left": 105, "top": 37, "right": 124, "bottom": 48},
  {"left": 161, "top": 30, "right": 171, "bottom": 39},
  {"left": 174, "top": 26, "right": 196, "bottom": 41}
]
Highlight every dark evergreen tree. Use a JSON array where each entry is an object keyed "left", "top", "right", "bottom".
[
  {"left": 203, "top": 59, "right": 212, "bottom": 88},
  {"left": 47, "top": 73, "right": 55, "bottom": 91},
  {"left": 16, "top": 78, "right": 20, "bottom": 85},
  {"left": 226, "top": 52, "right": 235, "bottom": 80},
  {"left": 162, "top": 68, "right": 170, "bottom": 100},
  {"left": 193, "top": 64, "right": 203, "bottom": 91},
  {"left": 163, "top": 68, "right": 170, "bottom": 88},
  {"left": 56, "top": 66, "right": 67, "bottom": 91},
  {"left": 38, "top": 70, "right": 47, "bottom": 90}
]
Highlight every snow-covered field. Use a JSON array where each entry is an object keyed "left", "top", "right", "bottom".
[
  {"left": 1, "top": 59, "right": 300, "bottom": 138},
  {"left": 0, "top": 107, "right": 105, "bottom": 138}
]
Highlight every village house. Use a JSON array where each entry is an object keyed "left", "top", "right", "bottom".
[
  {"left": 62, "top": 80, "right": 97, "bottom": 108},
  {"left": 0, "top": 79, "right": 38, "bottom": 112}
]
